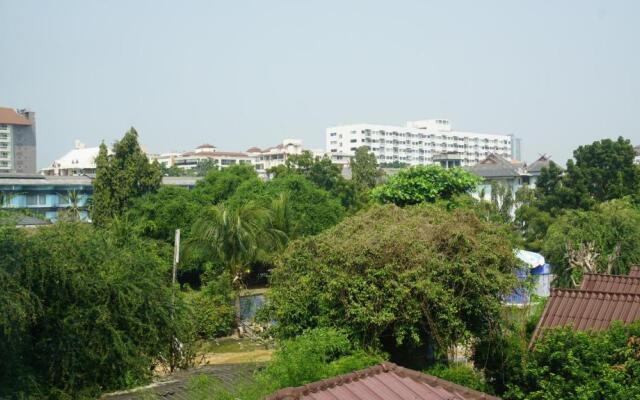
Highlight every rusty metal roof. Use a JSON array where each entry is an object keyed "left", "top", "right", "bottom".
[
  {"left": 630, "top": 266, "right": 640, "bottom": 278},
  {"left": 530, "top": 288, "right": 640, "bottom": 345},
  {"left": 265, "top": 362, "right": 500, "bottom": 400},
  {"left": 580, "top": 273, "right": 640, "bottom": 294}
]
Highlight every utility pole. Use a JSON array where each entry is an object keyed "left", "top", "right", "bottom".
[
  {"left": 170, "top": 228, "right": 180, "bottom": 372},
  {"left": 172, "top": 229, "right": 180, "bottom": 286}
]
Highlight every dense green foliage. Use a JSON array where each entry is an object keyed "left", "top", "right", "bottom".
[
  {"left": 227, "top": 174, "right": 345, "bottom": 238},
  {"left": 266, "top": 204, "right": 517, "bottom": 367},
  {"left": 92, "top": 128, "right": 162, "bottom": 226},
  {"left": 425, "top": 363, "right": 493, "bottom": 394},
  {"left": 543, "top": 199, "right": 640, "bottom": 287},
  {"left": 184, "top": 328, "right": 383, "bottom": 400},
  {"left": 504, "top": 321, "right": 640, "bottom": 400},
  {"left": 350, "top": 146, "right": 381, "bottom": 190},
  {"left": 267, "top": 151, "right": 361, "bottom": 210},
  {"left": 0, "top": 222, "right": 194, "bottom": 398},
  {"left": 128, "top": 185, "right": 202, "bottom": 242},
  {"left": 192, "top": 164, "right": 261, "bottom": 205},
  {"left": 371, "top": 165, "right": 481, "bottom": 206}
]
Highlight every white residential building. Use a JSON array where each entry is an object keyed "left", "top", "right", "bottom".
[
  {"left": 247, "top": 139, "right": 324, "bottom": 176},
  {"left": 41, "top": 140, "right": 106, "bottom": 176},
  {"left": 326, "top": 119, "right": 518, "bottom": 166},
  {"left": 174, "top": 144, "right": 253, "bottom": 170}
]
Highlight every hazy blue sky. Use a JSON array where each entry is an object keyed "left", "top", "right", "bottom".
[{"left": 1, "top": 0, "right": 639, "bottom": 168}]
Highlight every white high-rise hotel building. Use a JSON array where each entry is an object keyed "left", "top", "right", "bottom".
[{"left": 326, "top": 119, "right": 520, "bottom": 166}]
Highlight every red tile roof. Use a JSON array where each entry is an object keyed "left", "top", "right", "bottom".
[
  {"left": 0, "top": 107, "right": 31, "bottom": 125},
  {"left": 580, "top": 273, "right": 640, "bottom": 294},
  {"left": 265, "top": 362, "right": 500, "bottom": 400},
  {"left": 530, "top": 288, "right": 640, "bottom": 345},
  {"left": 630, "top": 266, "right": 640, "bottom": 278}
]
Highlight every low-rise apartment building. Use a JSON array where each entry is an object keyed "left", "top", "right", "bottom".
[
  {"left": 0, "top": 174, "right": 199, "bottom": 221},
  {"left": 326, "top": 119, "right": 518, "bottom": 167},
  {"left": 174, "top": 144, "right": 253, "bottom": 170}
]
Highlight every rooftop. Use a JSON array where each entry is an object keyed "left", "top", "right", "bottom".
[
  {"left": 0, "top": 107, "right": 31, "bottom": 125},
  {"left": 530, "top": 268, "right": 640, "bottom": 346},
  {"left": 465, "top": 153, "right": 527, "bottom": 178},
  {"left": 265, "top": 362, "right": 500, "bottom": 400}
]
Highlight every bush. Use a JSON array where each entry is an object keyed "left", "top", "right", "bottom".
[
  {"left": 426, "top": 363, "right": 493, "bottom": 394},
  {"left": 185, "top": 273, "right": 235, "bottom": 339},
  {"left": 504, "top": 321, "right": 640, "bottom": 400},
  {"left": 183, "top": 328, "right": 384, "bottom": 400}
]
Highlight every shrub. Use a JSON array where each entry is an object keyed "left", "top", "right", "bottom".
[{"left": 426, "top": 363, "right": 493, "bottom": 394}]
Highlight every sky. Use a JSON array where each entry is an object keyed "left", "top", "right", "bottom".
[{"left": 1, "top": 0, "right": 639, "bottom": 169}]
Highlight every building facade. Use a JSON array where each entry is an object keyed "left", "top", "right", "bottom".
[
  {"left": 0, "top": 107, "right": 36, "bottom": 174},
  {"left": 326, "top": 119, "right": 516, "bottom": 167},
  {"left": 246, "top": 139, "right": 325, "bottom": 176},
  {"left": 173, "top": 144, "right": 253, "bottom": 170},
  {"left": 0, "top": 175, "right": 199, "bottom": 221},
  {"left": 40, "top": 140, "right": 104, "bottom": 176}
]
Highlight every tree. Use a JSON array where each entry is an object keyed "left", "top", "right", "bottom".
[
  {"left": 267, "top": 151, "right": 360, "bottom": 210},
  {"left": 543, "top": 199, "right": 640, "bottom": 287},
  {"left": 266, "top": 204, "right": 517, "bottom": 367},
  {"left": 350, "top": 146, "right": 380, "bottom": 189},
  {"left": 127, "top": 186, "right": 202, "bottom": 243},
  {"left": 188, "top": 202, "right": 286, "bottom": 326},
  {"left": 192, "top": 164, "right": 260, "bottom": 205},
  {"left": 0, "top": 222, "right": 195, "bottom": 398},
  {"left": 92, "top": 128, "right": 162, "bottom": 226},
  {"left": 572, "top": 136, "right": 640, "bottom": 202},
  {"left": 57, "top": 189, "right": 82, "bottom": 221},
  {"left": 489, "top": 181, "right": 514, "bottom": 223},
  {"left": 226, "top": 174, "right": 345, "bottom": 238},
  {"left": 371, "top": 165, "right": 481, "bottom": 206}
]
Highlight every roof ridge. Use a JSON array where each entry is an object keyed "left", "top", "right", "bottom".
[{"left": 550, "top": 288, "right": 640, "bottom": 301}]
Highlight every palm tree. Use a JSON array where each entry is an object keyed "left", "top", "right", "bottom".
[
  {"left": 189, "top": 202, "right": 287, "bottom": 327},
  {"left": 270, "top": 192, "right": 295, "bottom": 240},
  {"left": 0, "top": 191, "right": 16, "bottom": 208},
  {"left": 58, "top": 190, "right": 82, "bottom": 221}
]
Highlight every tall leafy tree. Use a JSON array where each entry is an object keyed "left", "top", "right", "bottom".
[
  {"left": 350, "top": 146, "right": 381, "bottom": 190},
  {"left": 572, "top": 136, "right": 640, "bottom": 202},
  {"left": 92, "top": 128, "right": 162, "bottom": 226}
]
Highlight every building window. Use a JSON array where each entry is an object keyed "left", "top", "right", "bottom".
[{"left": 26, "top": 194, "right": 47, "bottom": 206}]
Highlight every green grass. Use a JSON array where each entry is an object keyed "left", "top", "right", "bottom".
[{"left": 196, "top": 336, "right": 273, "bottom": 354}]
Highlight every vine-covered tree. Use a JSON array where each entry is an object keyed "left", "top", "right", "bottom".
[
  {"left": 92, "top": 128, "right": 162, "bottom": 226},
  {"left": 267, "top": 204, "right": 517, "bottom": 367}
]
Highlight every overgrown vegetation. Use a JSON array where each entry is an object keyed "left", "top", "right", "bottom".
[{"left": 265, "top": 203, "right": 518, "bottom": 368}]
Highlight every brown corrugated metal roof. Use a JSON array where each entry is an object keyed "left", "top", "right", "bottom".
[
  {"left": 580, "top": 273, "right": 640, "bottom": 294},
  {"left": 265, "top": 362, "right": 500, "bottom": 400},
  {"left": 530, "top": 288, "right": 640, "bottom": 345},
  {"left": 0, "top": 107, "right": 31, "bottom": 125},
  {"left": 630, "top": 266, "right": 640, "bottom": 278}
]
